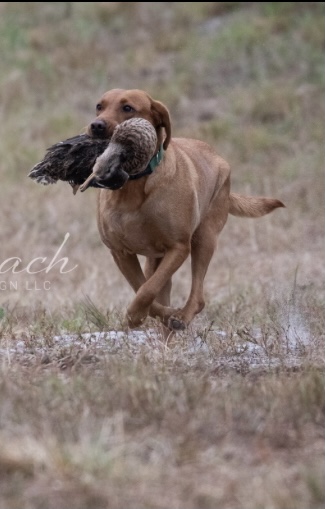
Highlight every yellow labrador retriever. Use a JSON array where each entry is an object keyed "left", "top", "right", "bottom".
[{"left": 86, "top": 88, "right": 284, "bottom": 331}]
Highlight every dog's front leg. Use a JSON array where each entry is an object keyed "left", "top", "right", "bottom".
[
  {"left": 127, "top": 243, "right": 190, "bottom": 328},
  {"left": 110, "top": 250, "right": 175, "bottom": 328},
  {"left": 111, "top": 251, "right": 146, "bottom": 293}
]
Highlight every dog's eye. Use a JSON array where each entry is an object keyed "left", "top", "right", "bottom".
[
  {"left": 122, "top": 104, "right": 134, "bottom": 113},
  {"left": 96, "top": 103, "right": 103, "bottom": 112}
]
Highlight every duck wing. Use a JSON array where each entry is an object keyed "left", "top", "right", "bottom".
[{"left": 28, "top": 134, "right": 110, "bottom": 186}]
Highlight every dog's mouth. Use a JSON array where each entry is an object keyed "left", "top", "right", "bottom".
[
  {"left": 92, "top": 178, "right": 126, "bottom": 190},
  {"left": 90, "top": 132, "right": 111, "bottom": 141},
  {"left": 80, "top": 170, "right": 129, "bottom": 192}
]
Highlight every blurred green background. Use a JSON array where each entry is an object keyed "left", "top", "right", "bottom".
[{"left": 1, "top": 2, "right": 323, "bottom": 186}]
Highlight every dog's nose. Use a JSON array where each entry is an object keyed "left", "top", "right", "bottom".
[{"left": 90, "top": 119, "right": 107, "bottom": 137}]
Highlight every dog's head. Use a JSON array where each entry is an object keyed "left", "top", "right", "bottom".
[{"left": 87, "top": 89, "right": 171, "bottom": 152}]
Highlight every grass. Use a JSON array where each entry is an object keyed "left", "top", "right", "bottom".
[
  {"left": 0, "top": 324, "right": 324, "bottom": 508},
  {"left": 0, "top": 2, "right": 324, "bottom": 508}
]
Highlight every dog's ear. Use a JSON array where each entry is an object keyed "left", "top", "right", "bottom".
[{"left": 150, "top": 99, "right": 171, "bottom": 150}]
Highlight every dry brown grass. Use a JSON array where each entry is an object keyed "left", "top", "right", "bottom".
[
  {"left": 0, "top": 2, "right": 324, "bottom": 508},
  {"left": 0, "top": 331, "right": 324, "bottom": 509}
]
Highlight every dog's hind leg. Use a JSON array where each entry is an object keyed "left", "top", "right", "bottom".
[
  {"left": 166, "top": 225, "right": 217, "bottom": 330},
  {"left": 168, "top": 181, "right": 230, "bottom": 330}
]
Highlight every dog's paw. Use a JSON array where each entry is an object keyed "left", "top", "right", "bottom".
[
  {"left": 126, "top": 304, "right": 149, "bottom": 328},
  {"left": 127, "top": 314, "right": 146, "bottom": 328},
  {"left": 168, "top": 316, "right": 186, "bottom": 331}
]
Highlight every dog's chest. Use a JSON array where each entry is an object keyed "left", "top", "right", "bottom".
[{"left": 99, "top": 207, "right": 165, "bottom": 257}]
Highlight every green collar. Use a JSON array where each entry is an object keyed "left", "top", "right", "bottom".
[{"left": 128, "top": 144, "right": 164, "bottom": 180}]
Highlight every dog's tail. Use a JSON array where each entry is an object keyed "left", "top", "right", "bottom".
[{"left": 229, "top": 192, "right": 285, "bottom": 218}]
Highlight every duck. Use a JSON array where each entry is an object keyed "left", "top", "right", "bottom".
[
  {"left": 29, "top": 118, "right": 158, "bottom": 195},
  {"left": 28, "top": 134, "right": 110, "bottom": 194},
  {"left": 80, "top": 118, "right": 158, "bottom": 192}
]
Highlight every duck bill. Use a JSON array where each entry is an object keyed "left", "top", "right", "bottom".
[{"left": 80, "top": 168, "right": 129, "bottom": 192}]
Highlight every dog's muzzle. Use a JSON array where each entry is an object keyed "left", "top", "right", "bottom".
[{"left": 80, "top": 168, "right": 129, "bottom": 192}]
